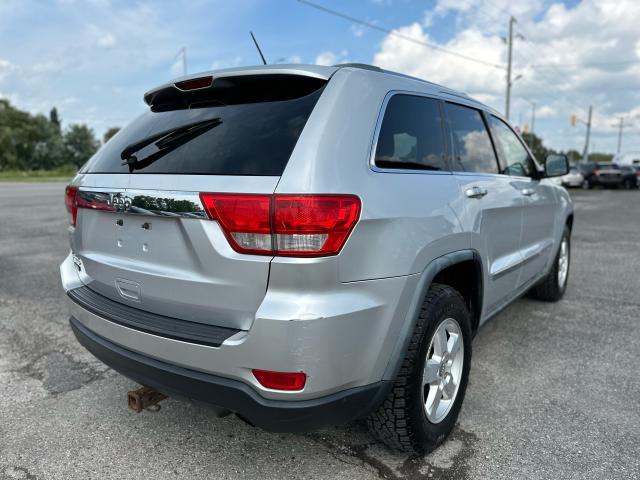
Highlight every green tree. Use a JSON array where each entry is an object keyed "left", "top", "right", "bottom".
[
  {"left": 565, "top": 149, "right": 581, "bottom": 164},
  {"left": 103, "top": 126, "right": 120, "bottom": 144},
  {"left": 521, "top": 132, "right": 549, "bottom": 163},
  {"left": 588, "top": 152, "right": 614, "bottom": 163},
  {"left": 0, "top": 100, "right": 100, "bottom": 171},
  {"left": 49, "top": 107, "right": 61, "bottom": 132},
  {"left": 63, "top": 124, "right": 100, "bottom": 168}
]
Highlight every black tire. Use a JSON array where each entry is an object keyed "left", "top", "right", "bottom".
[
  {"left": 531, "top": 226, "right": 570, "bottom": 302},
  {"left": 623, "top": 179, "right": 634, "bottom": 190},
  {"left": 581, "top": 179, "right": 591, "bottom": 189},
  {"left": 366, "top": 284, "right": 472, "bottom": 454}
]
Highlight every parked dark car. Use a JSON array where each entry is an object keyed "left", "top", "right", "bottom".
[
  {"left": 577, "top": 162, "right": 624, "bottom": 189},
  {"left": 620, "top": 165, "right": 640, "bottom": 189}
]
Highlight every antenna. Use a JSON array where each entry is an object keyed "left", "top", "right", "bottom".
[{"left": 250, "top": 31, "right": 267, "bottom": 65}]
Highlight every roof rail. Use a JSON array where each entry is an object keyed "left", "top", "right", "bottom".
[{"left": 333, "top": 63, "right": 383, "bottom": 72}]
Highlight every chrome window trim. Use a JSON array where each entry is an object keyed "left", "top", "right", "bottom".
[{"left": 369, "top": 91, "right": 535, "bottom": 180}]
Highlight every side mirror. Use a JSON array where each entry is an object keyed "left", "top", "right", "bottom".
[{"left": 545, "top": 154, "right": 569, "bottom": 178}]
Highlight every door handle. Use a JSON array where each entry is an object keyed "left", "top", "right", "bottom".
[
  {"left": 520, "top": 188, "right": 536, "bottom": 196},
  {"left": 464, "top": 186, "right": 488, "bottom": 199}
]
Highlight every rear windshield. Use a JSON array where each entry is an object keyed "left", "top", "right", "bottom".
[{"left": 82, "top": 86, "right": 324, "bottom": 176}]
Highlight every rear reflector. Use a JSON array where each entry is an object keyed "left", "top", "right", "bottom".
[
  {"left": 175, "top": 76, "right": 213, "bottom": 91},
  {"left": 252, "top": 369, "right": 306, "bottom": 391},
  {"left": 65, "top": 185, "right": 79, "bottom": 226},
  {"left": 200, "top": 193, "right": 360, "bottom": 257}
]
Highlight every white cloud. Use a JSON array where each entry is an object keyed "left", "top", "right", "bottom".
[
  {"left": 32, "top": 61, "right": 63, "bottom": 74},
  {"left": 536, "top": 105, "right": 556, "bottom": 119},
  {"left": 350, "top": 24, "right": 366, "bottom": 38},
  {"left": 170, "top": 58, "right": 185, "bottom": 77},
  {"left": 210, "top": 56, "right": 244, "bottom": 71},
  {"left": 373, "top": 23, "right": 504, "bottom": 94},
  {"left": 97, "top": 32, "right": 116, "bottom": 47},
  {"left": 374, "top": 0, "right": 640, "bottom": 152},
  {"left": 315, "top": 49, "right": 348, "bottom": 66},
  {"left": 0, "top": 59, "right": 20, "bottom": 81}
]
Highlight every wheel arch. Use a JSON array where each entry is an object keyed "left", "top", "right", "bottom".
[
  {"left": 566, "top": 213, "right": 574, "bottom": 232},
  {"left": 382, "top": 250, "right": 483, "bottom": 381}
]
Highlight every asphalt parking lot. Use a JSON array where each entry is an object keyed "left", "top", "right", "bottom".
[{"left": 1, "top": 182, "right": 639, "bottom": 480}]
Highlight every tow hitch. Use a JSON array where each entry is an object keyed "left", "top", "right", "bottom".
[{"left": 127, "top": 386, "right": 167, "bottom": 412}]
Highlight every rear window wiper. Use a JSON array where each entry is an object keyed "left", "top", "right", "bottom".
[{"left": 120, "top": 118, "right": 222, "bottom": 172}]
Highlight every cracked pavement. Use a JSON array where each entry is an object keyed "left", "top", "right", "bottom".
[{"left": 1, "top": 182, "right": 639, "bottom": 479}]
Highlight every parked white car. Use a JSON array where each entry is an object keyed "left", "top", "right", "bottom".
[{"left": 552, "top": 167, "right": 584, "bottom": 188}]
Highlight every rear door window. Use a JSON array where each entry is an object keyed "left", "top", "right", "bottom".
[
  {"left": 83, "top": 82, "right": 324, "bottom": 176},
  {"left": 374, "top": 94, "right": 448, "bottom": 171},
  {"left": 444, "top": 103, "right": 498, "bottom": 174}
]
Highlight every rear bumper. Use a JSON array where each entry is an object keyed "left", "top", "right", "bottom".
[
  {"left": 61, "top": 251, "right": 417, "bottom": 401},
  {"left": 70, "top": 316, "right": 390, "bottom": 432},
  {"left": 592, "top": 177, "right": 622, "bottom": 186}
]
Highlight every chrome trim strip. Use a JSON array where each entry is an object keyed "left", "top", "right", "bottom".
[
  {"left": 78, "top": 188, "right": 206, "bottom": 219},
  {"left": 489, "top": 251, "right": 524, "bottom": 279}
]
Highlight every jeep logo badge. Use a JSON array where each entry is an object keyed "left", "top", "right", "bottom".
[{"left": 109, "top": 193, "right": 132, "bottom": 212}]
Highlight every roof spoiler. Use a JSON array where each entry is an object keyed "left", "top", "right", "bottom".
[{"left": 143, "top": 65, "right": 336, "bottom": 111}]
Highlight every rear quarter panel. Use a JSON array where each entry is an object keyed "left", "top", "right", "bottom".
[{"left": 275, "top": 69, "right": 467, "bottom": 282}]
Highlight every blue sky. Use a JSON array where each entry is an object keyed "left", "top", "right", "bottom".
[{"left": 1, "top": 0, "right": 639, "bottom": 154}]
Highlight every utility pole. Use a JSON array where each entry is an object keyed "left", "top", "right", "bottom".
[
  {"left": 581, "top": 105, "right": 592, "bottom": 163},
  {"left": 530, "top": 101, "right": 536, "bottom": 134},
  {"left": 615, "top": 117, "right": 625, "bottom": 154},
  {"left": 505, "top": 16, "right": 515, "bottom": 121}
]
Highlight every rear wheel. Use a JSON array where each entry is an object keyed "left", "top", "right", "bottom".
[
  {"left": 623, "top": 178, "right": 634, "bottom": 190},
  {"left": 366, "top": 284, "right": 472, "bottom": 453},
  {"left": 581, "top": 179, "right": 591, "bottom": 189},
  {"left": 531, "top": 226, "right": 570, "bottom": 302}
]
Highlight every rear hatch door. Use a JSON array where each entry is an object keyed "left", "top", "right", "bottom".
[{"left": 70, "top": 72, "right": 327, "bottom": 331}]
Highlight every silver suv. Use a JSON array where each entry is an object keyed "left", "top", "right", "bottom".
[{"left": 60, "top": 64, "right": 573, "bottom": 453}]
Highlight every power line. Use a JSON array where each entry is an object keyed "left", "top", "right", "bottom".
[{"left": 296, "top": 0, "right": 506, "bottom": 70}]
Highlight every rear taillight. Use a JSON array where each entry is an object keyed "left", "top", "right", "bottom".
[
  {"left": 592, "top": 169, "right": 600, "bottom": 176},
  {"left": 200, "top": 194, "right": 272, "bottom": 255},
  {"left": 65, "top": 186, "right": 115, "bottom": 226},
  {"left": 252, "top": 369, "right": 306, "bottom": 391},
  {"left": 64, "top": 185, "right": 78, "bottom": 226},
  {"left": 200, "top": 193, "right": 361, "bottom": 257},
  {"left": 273, "top": 195, "right": 361, "bottom": 256}
]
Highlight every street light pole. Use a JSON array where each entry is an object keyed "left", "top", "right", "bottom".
[
  {"left": 505, "top": 16, "right": 515, "bottom": 121},
  {"left": 581, "top": 105, "right": 592, "bottom": 163},
  {"left": 615, "top": 117, "right": 624, "bottom": 154}
]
